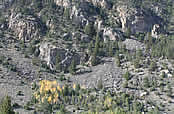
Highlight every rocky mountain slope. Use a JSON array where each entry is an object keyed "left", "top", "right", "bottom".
[{"left": 0, "top": 0, "right": 174, "bottom": 114}]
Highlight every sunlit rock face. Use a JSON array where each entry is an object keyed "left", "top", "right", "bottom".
[
  {"left": 39, "top": 42, "right": 81, "bottom": 70},
  {"left": 9, "top": 12, "right": 41, "bottom": 42},
  {"left": 117, "top": 5, "right": 161, "bottom": 34}
]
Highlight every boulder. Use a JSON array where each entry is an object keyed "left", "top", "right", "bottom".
[
  {"left": 103, "top": 28, "right": 123, "bottom": 42},
  {"left": 94, "top": 19, "right": 104, "bottom": 31},
  {"left": 151, "top": 24, "right": 160, "bottom": 38},
  {"left": 39, "top": 42, "right": 81, "bottom": 70}
]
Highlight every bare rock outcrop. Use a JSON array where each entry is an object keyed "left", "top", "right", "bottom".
[
  {"left": 103, "top": 28, "right": 123, "bottom": 42},
  {"left": 70, "top": 5, "right": 89, "bottom": 27},
  {"left": 8, "top": 12, "right": 41, "bottom": 42},
  {"left": 116, "top": 5, "right": 160, "bottom": 34},
  {"left": 39, "top": 43, "right": 81, "bottom": 70},
  {"left": 86, "top": 0, "right": 110, "bottom": 8},
  {"left": 54, "top": 0, "right": 71, "bottom": 8},
  {"left": 54, "top": 0, "right": 110, "bottom": 8},
  {"left": 151, "top": 24, "right": 160, "bottom": 38}
]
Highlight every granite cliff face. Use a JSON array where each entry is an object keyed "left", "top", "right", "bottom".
[
  {"left": 8, "top": 12, "right": 41, "bottom": 42},
  {"left": 4, "top": 0, "right": 164, "bottom": 71},
  {"left": 103, "top": 28, "right": 123, "bottom": 42},
  {"left": 54, "top": 0, "right": 110, "bottom": 8},
  {"left": 116, "top": 5, "right": 161, "bottom": 34}
]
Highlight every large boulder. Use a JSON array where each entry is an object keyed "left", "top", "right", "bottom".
[
  {"left": 151, "top": 24, "right": 160, "bottom": 38},
  {"left": 94, "top": 19, "right": 104, "bottom": 32},
  {"left": 103, "top": 28, "right": 123, "bottom": 42},
  {"left": 8, "top": 12, "right": 41, "bottom": 42},
  {"left": 39, "top": 43, "right": 81, "bottom": 70}
]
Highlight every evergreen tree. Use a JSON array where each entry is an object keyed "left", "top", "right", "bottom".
[
  {"left": 123, "top": 71, "right": 131, "bottom": 81},
  {"left": 144, "top": 77, "right": 150, "bottom": 88},
  {"left": 63, "top": 85, "right": 69, "bottom": 96},
  {"left": 75, "top": 84, "right": 80, "bottom": 92},
  {"left": 97, "top": 78, "right": 103, "bottom": 90},
  {"left": 134, "top": 59, "right": 140, "bottom": 68},
  {"left": 64, "top": 8, "right": 70, "bottom": 20},
  {"left": 56, "top": 54, "right": 61, "bottom": 72},
  {"left": 126, "top": 27, "right": 131, "bottom": 38},
  {"left": 115, "top": 55, "right": 121, "bottom": 67},
  {"left": 149, "top": 61, "right": 157, "bottom": 71},
  {"left": 91, "top": 54, "right": 97, "bottom": 66},
  {"left": 93, "top": 35, "right": 100, "bottom": 56},
  {"left": 40, "top": 98, "right": 52, "bottom": 113},
  {"left": 88, "top": 41, "right": 94, "bottom": 55},
  {"left": 69, "top": 59, "right": 76, "bottom": 75},
  {"left": 108, "top": 43, "right": 114, "bottom": 57},
  {"left": 84, "top": 23, "right": 95, "bottom": 37},
  {"left": 0, "top": 96, "right": 14, "bottom": 114}
]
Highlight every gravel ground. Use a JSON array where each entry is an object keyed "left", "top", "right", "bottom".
[{"left": 70, "top": 57, "right": 123, "bottom": 90}]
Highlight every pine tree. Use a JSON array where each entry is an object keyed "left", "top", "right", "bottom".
[
  {"left": 134, "top": 59, "right": 140, "bottom": 68},
  {"left": 123, "top": 71, "right": 131, "bottom": 81},
  {"left": 84, "top": 23, "right": 95, "bottom": 37},
  {"left": 150, "top": 61, "right": 157, "bottom": 71},
  {"left": 88, "top": 41, "right": 94, "bottom": 55},
  {"left": 93, "top": 35, "right": 100, "bottom": 56},
  {"left": 69, "top": 59, "right": 76, "bottom": 75},
  {"left": 126, "top": 27, "right": 131, "bottom": 38},
  {"left": 108, "top": 43, "right": 113, "bottom": 57},
  {"left": 64, "top": 8, "right": 70, "bottom": 20},
  {"left": 91, "top": 54, "right": 97, "bottom": 66},
  {"left": 115, "top": 55, "right": 121, "bottom": 67},
  {"left": 97, "top": 78, "right": 103, "bottom": 90},
  {"left": 56, "top": 54, "right": 61, "bottom": 71},
  {"left": 0, "top": 96, "right": 14, "bottom": 114}
]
